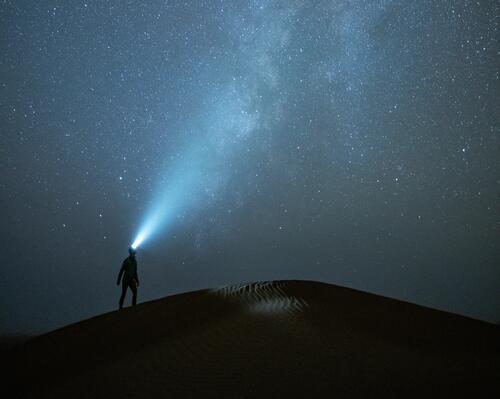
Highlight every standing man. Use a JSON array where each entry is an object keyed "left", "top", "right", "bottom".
[{"left": 117, "top": 247, "right": 139, "bottom": 309}]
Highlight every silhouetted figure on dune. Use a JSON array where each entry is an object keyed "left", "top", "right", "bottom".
[{"left": 117, "top": 247, "right": 139, "bottom": 309}]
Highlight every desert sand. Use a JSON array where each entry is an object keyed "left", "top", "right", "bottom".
[{"left": 5, "top": 280, "right": 499, "bottom": 398}]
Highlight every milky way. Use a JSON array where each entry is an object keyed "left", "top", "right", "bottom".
[{"left": 1, "top": 1, "right": 498, "bottom": 333}]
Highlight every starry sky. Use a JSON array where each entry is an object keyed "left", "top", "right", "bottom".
[{"left": 1, "top": 0, "right": 499, "bottom": 334}]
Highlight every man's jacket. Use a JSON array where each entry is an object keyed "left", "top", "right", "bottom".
[{"left": 118, "top": 256, "right": 139, "bottom": 285}]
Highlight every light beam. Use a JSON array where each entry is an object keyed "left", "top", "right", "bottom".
[{"left": 129, "top": 80, "right": 261, "bottom": 249}]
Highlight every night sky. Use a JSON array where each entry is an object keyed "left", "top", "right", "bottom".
[{"left": 1, "top": 1, "right": 498, "bottom": 334}]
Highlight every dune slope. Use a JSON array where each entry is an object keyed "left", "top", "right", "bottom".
[{"left": 7, "top": 280, "right": 500, "bottom": 398}]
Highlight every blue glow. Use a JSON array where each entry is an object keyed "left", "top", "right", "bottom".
[
  {"left": 130, "top": 155, "right": 200, "bottom": 249},
  {"left": 127, "top": 2, "right": 295, "bottom": 249},
  {"left": 129, "top": 86, "right": 260, "bottom": 249}
]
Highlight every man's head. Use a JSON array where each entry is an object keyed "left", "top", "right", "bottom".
[{"left": 128, "top": 247, "right": 137, "bottom": 256}]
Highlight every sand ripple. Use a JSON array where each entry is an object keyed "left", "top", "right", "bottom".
[{"left": 211, "top": 281, "right": 309, "bottom": 315}]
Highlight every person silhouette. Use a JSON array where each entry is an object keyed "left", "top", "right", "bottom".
[{"left": 117, "top": 247, "right": 139, "bottom": 309}]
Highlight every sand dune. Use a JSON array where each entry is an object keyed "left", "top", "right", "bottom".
[{"left": 6, "top": 280, "right": 500, "bottom": 398}]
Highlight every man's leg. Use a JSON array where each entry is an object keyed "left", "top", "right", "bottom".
[
  {"left": 119, "top": 282, "right": 128, "bottom": 309},
  {"left": 130, "top": 281, "right": 137, "bottom": 306}
]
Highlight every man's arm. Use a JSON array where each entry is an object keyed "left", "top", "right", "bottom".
[
  {"left": 134, "top": 266, "right": 139, "bottom": 286},
  {"left": 117, "top": 262, "right": 125, "bottom": 285}
]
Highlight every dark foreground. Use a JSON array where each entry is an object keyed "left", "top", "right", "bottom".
[{"left": 5, "top": 280, "right": 500, "bottom": 398}]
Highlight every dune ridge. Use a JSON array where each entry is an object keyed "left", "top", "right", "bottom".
[{"left": 6, "top": 280, "right": 500, "bottom": 398}]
